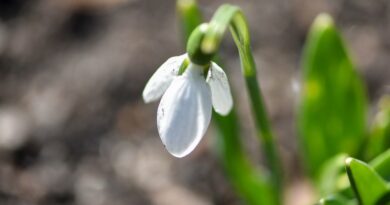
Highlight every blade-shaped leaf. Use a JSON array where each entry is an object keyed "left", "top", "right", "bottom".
[
  {"left": 176, "top": 0, "right": 203, "bottom": 43},
  {"left": 366, "top": 96, "right": 390, "bottom": 160},
  {"left": 370, "top": 149, "right": 390, "bottom": 181},
  {"left": 346, "top": 158, "right": 389, "bottom": 205},
  {"left": 298, "top": 13, "right": 367, "bottom": 177},
  {"left": 375, "top": 192, "right": 390, "bottom": 205},
  {"left": 317, "top": 150, "right": 390, "bottom": 204},
  {"left": 317, "top": 195, "right": 357, "bottom": 205},
  {"left": 317, "top": 154, "right": 349, "bottom": 195}
]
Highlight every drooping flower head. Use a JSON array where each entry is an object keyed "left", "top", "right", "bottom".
[{"left": 143, "top": 53, "right": 233, "bottom": 157}]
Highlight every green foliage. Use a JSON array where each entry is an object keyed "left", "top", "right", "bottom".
[
  {"left": 346, "top": 158, "right": 389, "bottom": 205},
  {"left": 317, "top": 154, "right": 350, "bottom": 196},
  {"left": 365, "top": 96, "right": 390, "bottom": 160},
  {"left": 214, "top": 112, "right": 277, "bottom": 205},
  {"left": 298, "top": 13, "right": 367, "bottom": 177},
  {"left": 316, "top": 195, "right": 357, "bottom": 205},
  {"left": 309, "top": 15, "right": 389, "bottom": 204},
  {"left": 317, "top": 150, "right": 390, "bottom": 205},
  {"left": 370, "top": 149, "right": 390, "bottom": 182},
  {"left": 175, "top": 2, "right": 389, "bottom": 204},
  {"left": 176, "top": 0, "right": 202, "bottom": 43}
]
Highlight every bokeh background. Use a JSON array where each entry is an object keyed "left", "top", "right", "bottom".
[{"left": 0, "top": 0, "right": 388, "bottom": 204}]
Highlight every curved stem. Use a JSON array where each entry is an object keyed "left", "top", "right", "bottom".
[
  {"left": 178, "top": 2, "right": 279, "bottom": 205},
  {"left": 203, "top": 4, "right": 283, "bottom": 199}
]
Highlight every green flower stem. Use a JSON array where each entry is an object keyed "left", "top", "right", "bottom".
[
  {"left": 177, "top": 1, "right": 282, "bottom": 204},
  {"left": 203, "top": 4, "right": 283, "bottom": 196}
]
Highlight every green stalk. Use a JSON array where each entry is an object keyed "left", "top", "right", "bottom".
[
  {"left": 177, "top": 1, "right": 282, "bottom": 204},
  {"left": 203, "top": 4, "right": 283, "bottom": 196}
]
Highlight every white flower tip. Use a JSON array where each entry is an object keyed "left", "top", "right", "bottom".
[
  {"left": 166, "top": 145, "right": 193, "bottom": 158},
  {"left": 208, "top": 62, "right": 233, "bottom": 116},
  {"left": 142, "top": 91, "right": 154, "bottom": 103},
  {"left": 142, "top": 54, "right": 188, "bottom": 104},
  {"left": 157, "top": 66, "right": 212, "bottom": 158},
  {"left": 214, "top": 102, "right": 233, "bottom": 116},
  {"left": 162, "top": 130, "right": 204, "bottom": 158}
]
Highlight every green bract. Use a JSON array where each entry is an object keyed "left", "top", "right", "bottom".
[{"left": 186, "top": 24, "right": 214, "bottom": 65}]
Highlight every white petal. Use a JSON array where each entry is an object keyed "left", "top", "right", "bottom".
[
  {"left": 207, "top": 62, "right": 233, "bottom": 115},
  {"left": 157, "top": 64, "right": 212, "bottom": 157},
  {"left": 142, "top": 54, "right": 187, "bottom": 103}
]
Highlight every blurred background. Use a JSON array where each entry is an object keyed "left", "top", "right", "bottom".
[{"left": 0, "top": 0, "right": 388, "bottom": 204}]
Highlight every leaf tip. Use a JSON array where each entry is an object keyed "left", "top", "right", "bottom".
[
  {"left": 313, "top": 13, "right": 334, "bottom": 30},
  {"left": 345, "top": 157, "right": 354, "bottom": 166},
  {"left": 177, "top": 0, "right": 196, "bottom": 10}
]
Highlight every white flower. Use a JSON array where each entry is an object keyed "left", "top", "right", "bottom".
[{"left": 143, "top": 53, "right": 233, "bottom": 157}]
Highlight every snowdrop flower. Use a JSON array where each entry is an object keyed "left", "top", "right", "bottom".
[{"left": 143, "top": 54, "right": 233, "bottom": 157}]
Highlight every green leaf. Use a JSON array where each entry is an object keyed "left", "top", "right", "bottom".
[
  {"left": 317, "top": 154, "right": 350, "bottom": 195},
  {"left": 370, "top": 148, "right": 390, "bottom": 181},
  {"left": 214, "top": 112, "right": 277, "bottom": 205},
  {"left": 298, "top": 13, "right": 367, "bottom": 177},
  {"left": 317, "top": 195, "right": 357, "bottom": 205},
  {"left": 346, "top": 158, "right": 390, "bottom": 205},
  {"left": 375, "top": 192, "right": 390, "bottom": 205},
  {"left": 176, "top": 0, "right": 203, "bottom": 42},
  {"left": 365, "top": 96, "right": 390, "bottom": 160},
  {"left": 316, "top": 150, "right": 390, "bottom": 204}
]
